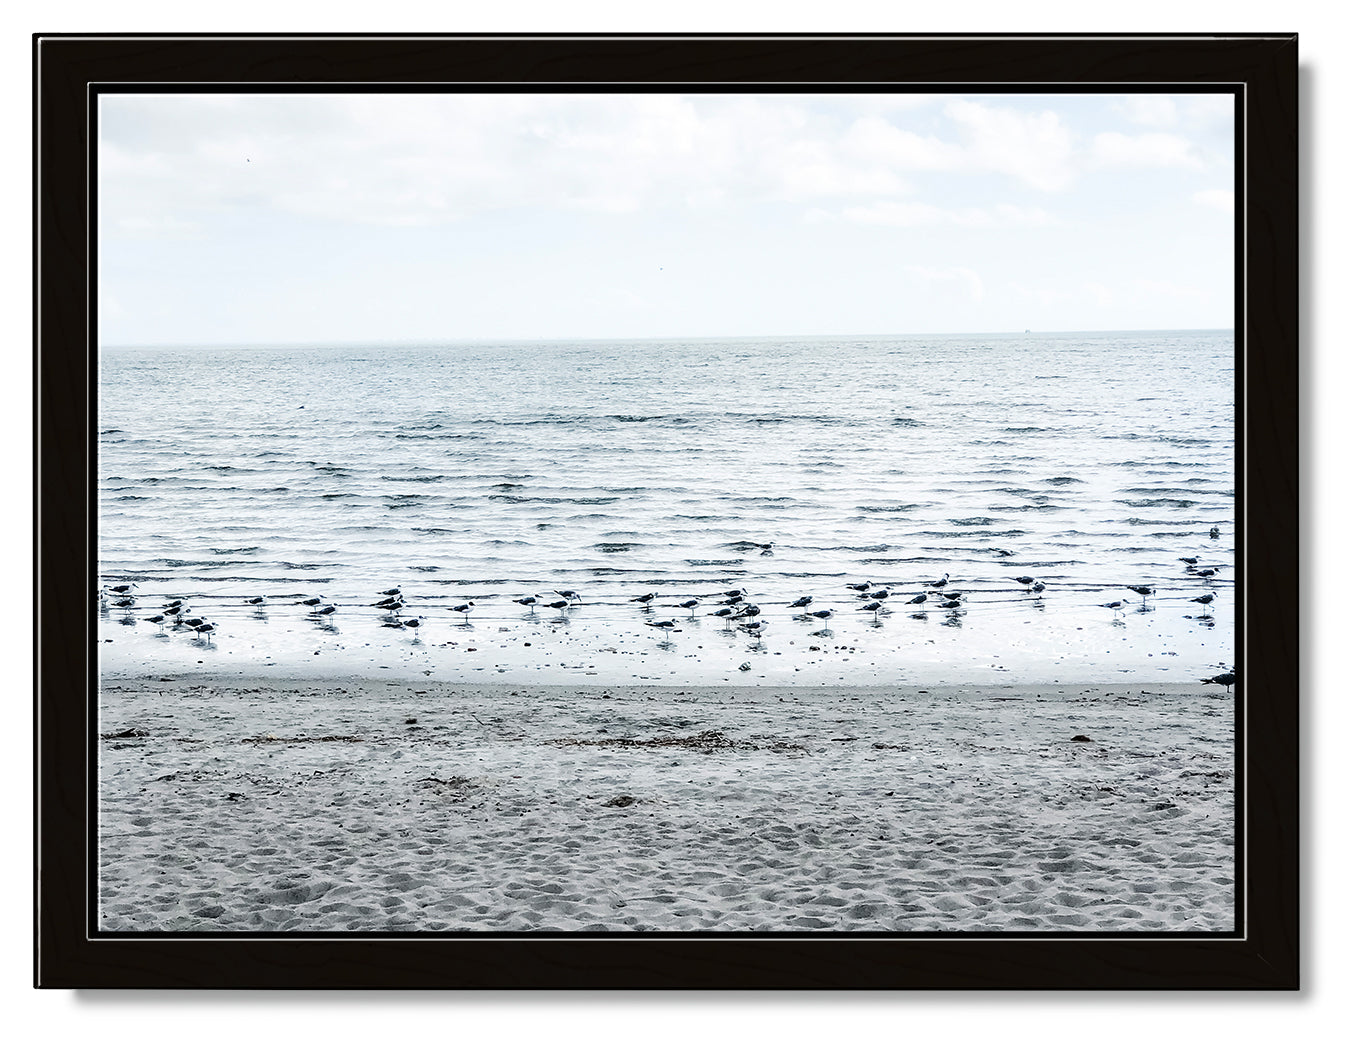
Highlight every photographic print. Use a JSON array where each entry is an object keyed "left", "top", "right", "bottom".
[{"left": 38, "top": 35, "right": 1297, "bottom": 988}]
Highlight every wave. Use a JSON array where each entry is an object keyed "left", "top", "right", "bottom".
[
  {"left": 489, "top": 494, "right": 621, "bottom": 505},
  {"left": 1117, "top": 498, "right": 1199, "bottom": 509}
]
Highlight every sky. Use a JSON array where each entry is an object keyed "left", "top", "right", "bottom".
[{"left": 97, "top": 91, "right": 1236, "bottom": 345}]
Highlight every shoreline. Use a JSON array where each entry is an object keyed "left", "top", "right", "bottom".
[{"left": 97, "top": 673, "right": 1237, "bottom": 934}]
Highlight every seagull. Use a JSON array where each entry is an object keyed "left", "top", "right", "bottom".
[
  {"left": 542, "top": 598, "right": 571, "bottom": 611},
  {"left": 861, "top": 600, "right": 884, "bottom": 622},
  {"left": 723, "top": 588, "right": 748, "bottom": 602},
  {"left": 297, "top": 596, "right": 326, "bottom": 607},
  {"left": 192, "top": 621, "right": 216, "bottom": 640},
  {"left": 867, "top": 588, "right": 891, "bottom": 601},
  {"left": 112, "top": 596, "right": 136, "bottom": 608},
  {"left": 1179, "top": 557, "right": 1199, "bottom": 566},
  {"left": 737, "top": 620, "right": 765, "bottom": 636},
  {"left": 106, "top": 583, "right": 137, "bottom": 595},
  {"left": 677, "top": 598, "right": 700, "bottom": 613},
  {"left": 645, "top": 620, "right": 678, "bottom": 638},
  {"left": 399, "top": 617, "right": 424, "bottom": 633},
  {"left": 451, "top": 601, "right": 475, "bottom": 622},
  {"left": 245, "top": 596, "right": 266, "bottom": 606},
  {"left": 1190, "top": 567, "right": 1218, "bottom": 579},
  {"left": 312, "top": 605, "right": 337, "bottom": 616},
  {"left": 1190, "top": 593, "right": 1216, "bottom": 606},
  {"left": 938, "top": 599, "right": 963, "bottom": 610},
  {"left": 905, "top": 593, "right": 928, "bottom": 606},
  {"left": 1030, "top": 581, "right": 1046, "bottom": 595},
  {"left": 379, "top": 586, "right": 402, "bottom": 597},
  {"left": 941, "top": 591, "right": 963, "bottom": 601},
  {"left": 631, "top": 592, "right": 658, "bottom": 607},
  {"left": 927, "top": 573, "right": 949, "bottom": 590},
  {"left": 1209, "top": 526, "right": 1221, "bottom": 539},
  {"left": 787, "top": 596, "right": 813, "bottom": 609},
  {"left": 845, "top": 581, "right": 873, "bottom": 592},
  {"left": 513, "top": 595, "right": 540, "bottom": 608},
  {"left": 374, "top": 596, "right": 404, "bottom": 608},
  {"left": 555, "top": 589, "right": 582, "bottom": 604},
  {"left": 1201, "top": 672, "right": 1236, "bottom": 692},
  {"left": 1127, "top": 585, "right": 1155, "bottom": 600},
  {"left": 1100, "top": 600, "right": 1127, "bottom": 612},
  {"left": 182, "top": 617, "right": 206, "bottom": 629},
  {"left": 712, "top": 606, "right": 736, "bottom": 621},
  {"left": 143, "top": 614, "right": 167, "bottom": 630},
  {"left": 809, "top": 609, "right": 834, "bottom": 619},
  {"left": 1011, "top": 576, "right": 1037, "bottom": 587},
  {"left": 735, "top": 604, "right": 762, "bottom": 619}
]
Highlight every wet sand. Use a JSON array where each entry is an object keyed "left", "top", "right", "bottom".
[{"left": 97, "top": 675, "right": 1236, "bottom": 933}]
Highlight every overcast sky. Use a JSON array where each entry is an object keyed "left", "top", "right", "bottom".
[{"left": 97, "top": 92, "right": 1235, "bottom": 345}]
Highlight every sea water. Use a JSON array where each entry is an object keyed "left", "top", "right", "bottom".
[{"left": 96, "top": 331, "right": 1236, "bottom": 685}]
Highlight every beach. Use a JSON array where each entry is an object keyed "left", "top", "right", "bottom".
[{"left": 97, "top": 674, "right": 1236, "bottom": 933}]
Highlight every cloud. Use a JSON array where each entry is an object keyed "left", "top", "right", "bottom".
[
  {"left": 99, "top": 94, "right": 920, "bottom": 232},
  {"left": 905, "top": 264, "right": 985, "bottom": 302},
  {"left": 1090, "top": 131, "right": 1204, "bottom": 169},
  {"left": 98, "top": 93, "right": 1229, "bottom": 244},
  {"left": 943, "top": 100, "right": 1078, "bottom": 191},
  {"left": 1113, "top": 96, "right": 1180, "bottom": 128},
  {"left": 839, "top": 200, "right": 1051, "bottom": 228},
  {"left": 1193, "top": 188, "right": 1235, "bottom": 212}
]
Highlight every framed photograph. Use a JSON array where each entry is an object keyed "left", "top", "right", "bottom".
[{"left": 35, "top": 33, "right": 1298, "bottom": 989}]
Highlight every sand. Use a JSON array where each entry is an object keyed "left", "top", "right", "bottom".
[{"left": 96, "top": 675, "right": 1236, "bottom": 933}]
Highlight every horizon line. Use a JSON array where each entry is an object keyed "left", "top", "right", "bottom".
[{"left": 99, "top": 326, "right": 1237, "bottom": 351}]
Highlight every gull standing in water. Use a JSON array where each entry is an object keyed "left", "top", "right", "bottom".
[{"left": 451, "top": 601, "right": 475, "bottom": 622}]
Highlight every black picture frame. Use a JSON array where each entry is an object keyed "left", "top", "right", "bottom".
[{"left": 35, "top": 33, "right": 1299, "bottom": 990}]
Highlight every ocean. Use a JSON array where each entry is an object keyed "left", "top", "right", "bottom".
[{"left": 96, "top": 331, "right": 1236, "bottom": 685}]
